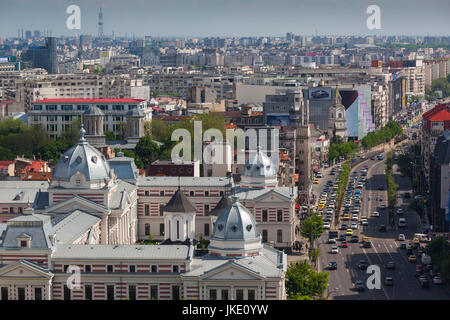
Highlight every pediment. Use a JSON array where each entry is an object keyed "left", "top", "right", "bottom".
[
  {"left": 0, "top": 261, "right": 52, "bottom": 279},
  {"left": 45, "top": 195, "right": 109, "bottom": 216},
  {"left": 202, "top": 262, "right": 263, "bottom": 281},
  {"left": 253, "top": 190, "right": 291, "bottom": 202}
]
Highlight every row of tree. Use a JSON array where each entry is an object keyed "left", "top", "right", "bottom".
[
  {"left": 327, "top": 136, "right": 358, "bottom": 162},
  {"left": 385, "top": 152, "right": 398, "bottom": 225},
  {"left": 361, "top": 121, "right": 403, "bottom": 150}
]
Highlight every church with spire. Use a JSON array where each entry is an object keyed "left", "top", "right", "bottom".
[{"left": 327, "top": 86, "right": 348, "bottom": 142}]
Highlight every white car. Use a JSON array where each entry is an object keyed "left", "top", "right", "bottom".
[
  {"left": 351, "top": 223, "right": 358, "bottom": 229},
  {"left": 326, "top": 208, "right": 334, "bottom": 214},
  {"left": 360, "top": 177, "right": 367, "bottom": 182},
  {"left": 357, "top": 183, "right": 364, "bottom": 188},
  {"left": 361, "top": 219, "right": 369, "bottom": 226},
  {"left": 331, "top": 246, "right": 339, "bottom": 254},
  {"left": 352, "top": 214, "right": 359, "bottom": 221},
  {"left": 321, "top": 193, "right": 328, "bottom": 198},
  {"left": 398, "top": 234, "right": 405, "bottom": 241},
  {"left": 396, "top": 208, "right": 404, "bottom": 214},
  {"left": 328, "top": 238, "right": 337, "bottom": 244},
  {"left": 372, "top": 211, "right": 380, "bottom": 217},
  {"left": 328, "top": 204, "right": 335, "bottom": 209},
  {"left": 323, "top": 222, "right": 331, "bottom": 229}
]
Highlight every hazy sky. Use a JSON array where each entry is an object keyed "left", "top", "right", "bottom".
[{"left": 1, "top": 0, "right": 449, "bottom": 38}]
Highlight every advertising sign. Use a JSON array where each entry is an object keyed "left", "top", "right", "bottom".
[
  {"left": 0, "top": 57, "right": 8, "bottom": 62},
  {"left": 308, "top": 87, "right": 332, "bottom": 100}
]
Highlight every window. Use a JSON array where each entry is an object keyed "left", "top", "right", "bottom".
[
  {"left": 145, "top": 191, "right": 149, "bottom": 196},
  {"left": 160, "top": 191, "right": 164, "bottom": 196},
  {"left": 220, "top": 191, "right": 224, "bottom": 196},
  {"left": 159, "top": 204, "right": 164, "bottom": 216},
  {"left": 63, "top": 265, "right": 69, "bottom": 272},
  {"left": 107, "top": 265, "right": 113, "bottom": 272},
  {"left": 209, "top": 289, "right": 217, "bottom": 300},
  {"left": 262, "top": 230, "right": 268, "bottom": 243},
  {"left": 129, "top": 265, "right": 136, "bottom": 273},
  {"left": 20, "top": 240, "right": 27, "bottom": 248},
  {"left": 277, "top": 210, "right": 283, "bottom": 222},
  {"left": 145, "top": 223, "right": 150, "bottom": 236},
  {"left": 1, "top": 287, "right": 8, "bottom": 300},
  {"left": 277, "top": 230, "right": 283, "bottom": 243},
  {"left": 204, "top": 223, "right": 210, "bottom": 236},
  {"left": 173, "top": 265, "right": 179, "bottom": 273},
  {"left": 205, "top": 191, "right": 209, "bottom": 197},
  {"left": 9, "top": 207, "right": 14, "bottom": 214},
  {"left": 190, "top": 191, "right": 194, "bottom": 197},
  {"left": 262, "top": 210, "right": 268, "bottom": 222},
  {"left": 160, "top": 224, "right": 165, "bottom": 236},
  {"left": 248, "top": 289, "right": 255, "bottom": 300},
  {"left": 150, "top": 285, "right": 158, "bottom": 299},
  {"left": 107, "top": 285, "right": 114, "bottom": 300},
  {"left": 82, "top": 285, "right": 93, "bottom": 301},
  {"left": 129, "top": 285, "right": 136, "bottom": 300},
  {"left": 85, "top": 265, "right": 91, "bottom": 273},
  {"left": 172, "top": 286, "right": 180, "bottom": 300},
  {"left": 221, "top": 289, "right": 229, "bottom": 300},
  {"left": 236, "top": 289, "right": 244, "bottom": 300},
  {"left": 151, "top": 265, "right": 157, "bottom": 273},
  {"left": 61, "top": 105, "right": 73, "bottom": 111},
  {"left": 18, "top": 207, "right": 23, "bottom": 214},
  {"left": 145, "top": 205, "right": 150, "bottom": 216},
  {"left": 18, "top": 287, "right": 25, "bottom": 300},
  {"left": 204, "top": 204, "right": 210, "bottom": 216},
  {"left": 63, "top": 285, "right": 71, "bottom": 300}
]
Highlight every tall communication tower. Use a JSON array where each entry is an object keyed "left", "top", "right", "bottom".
[{"left": 98, "top": 7, "right": 104, "bottom": 38}]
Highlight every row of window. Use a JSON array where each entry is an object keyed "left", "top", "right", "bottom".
[
  {"left": 261, "top": 229, "right": 283, "bottom": 243},
  {"left": 144, "top": 223, "right": 211, "bottom": 237},
  {"left": 144, "top": 204, "right": 211, "bottom": 216},
  {"left": 62, "top": 284, "right": 166, "bottom": 300},
  {"left": 142, "top": 190, "right": 223, "bottom": 197},
  {"left": 260, "top": 210, "right": 285, "bottom": 222},
  {"left": 1, "top": 287, "right": 42, "bottom": 300},
  {"left": 209, "top": 288, "right": 256, "bottom": 300},
  {"left": 62, "top": 264, "right": 181, "bottom": 273},
  {"left": 32, "top": 104, "right": 139, "bottom": 111},
  {"left": 4, "top": 207, "right": 23, "bottom": 214}
]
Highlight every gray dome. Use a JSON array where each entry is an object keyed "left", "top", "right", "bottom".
[
  {"left": 211, "top": 196, "right": 259, "bottom": 241},
  {"left": 53, "top": 128, "right": 112, "bottom": 182},
  {"left": 243, "top": 146, "right": 277, "bottom": 178},
  {"left": 127, "top": 108, "right": 145, "bottom": 117},
  {"left": 84, "top": 105, "right": 104, "bottom": 116}
]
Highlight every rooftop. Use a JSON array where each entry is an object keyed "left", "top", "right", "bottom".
[{"left": 32, "top": 98, "right": 146, "bottom": 104}]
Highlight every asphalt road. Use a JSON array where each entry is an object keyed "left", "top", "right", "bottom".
[{"left": 316, "top": 151, "right": 450, "bottom": 300}]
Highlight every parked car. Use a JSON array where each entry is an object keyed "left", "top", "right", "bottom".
[
  {"left": 328, "top": 261, "right": 337, "bottom": 270},
  {"left": 379, "top": 225, "right": 387, "bottom": 232}
]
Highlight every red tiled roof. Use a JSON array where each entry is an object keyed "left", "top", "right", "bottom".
[
  {"left": 22, "top": 171, "right": 52, "bottom": 181},
  {"left": 32, "top": 98, "right": 146, "bottom": 104},
  {"left": 0, "top": 161, "right": 14, "bottom": 166},
  {"left": 423, "top": 103, "right": 450, "bottom": 122},
  {"left": 21, "top": 160, "right": 49, "bottom": 174}
]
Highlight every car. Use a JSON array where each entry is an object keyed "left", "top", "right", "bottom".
[
  {"left": 350, "top": 235, "right": 359, "bottom": 243},
  {"left": 358, "top": 260, "right": 368, "bottom": 270},
  {"left": 398, "top": 234, "right": 406, "bottom": 241},
  {"left": 318, "top": 203, "right": 325, "bottom": 209},
  {"left": 361, "top": 215, "right": 367, "bottom": 220},
  {"left": 338, "top": 234, "right": 346, "bottom": 242},
  {"left": 346, "top": 229, "right": 353, "bottom": 236},
  {"left": 352, "top": 214, "right": 359, "bottom": 221},
  {"left": 384, "top": 277, "right": 394, "bottom": 286},
  {"left": 378, "top": 185, "right": 384, "bottom": 190},
  {"left": 360, "top": 177, "right": 367, "bottom": 182},
  {"left": 433, "top": 276, "right": 443, "bottom": 285},
  {"left": 351, "top": 222, "right": 358, "bottom": 229},
  {"left": 357, "top": 183, "right": 364, "bottom": 188},
  {"left": 341, "top": 241, "right": 348, "bottom": 248},
  {"left": 331, "top": 246, "right": 339, "bottom": 254},
  {"left": 419, "top": 276, "right": 430, "bottom": 288},
  {"left": 328, "top": 261, "right": 337, "bottom": 270},
  {"left": 400, "top": 242, "right": 407, "bottom": 249},
  {"left": 342, "top": 215, "right": 350, "bottom": 221},
  {"left": 313, "top": 179, "right": 320, "bottom": 184},
  {"left": 372, "top": 211, "right": 380, "bottom": 217},
  {"left": 340, "top": 223, "right": 348, "bottom": 230},
  {"left": 355, "top": 280, "right": 365, "bottom": 291},
  {"left": 387, "top": 261, "right": 396, "bottom": 269},
  {"left": 396, "top": 208, "right": 404, "bottom": 215},
  {"left": 326, "top": 208, "right": 334, "bottom": 214},
  {"left": 328, "top": 238, "right": 337, "bottom": 244},
  {"left": 415, "top": 265, "right": 424, "bottom": 277},
  {"left": 325, "top": 215, "right": 333, "bottom": 222},
  {"left": 407, "top": 247, "right": 414, "bottom": 255},
  {"left": 379, "top": 225, "right": 387, "bottom": 232},
  {"left": 323, "top": 222, "right": 331, "bottom": 229},
  {"left": 404, "top": 192, "right": 411, "bottom": 199},
  {"left": 361, "top": 220, "right": 369, "bottom": 226},
  {"left": 377, "top": 155, "right": 383, "bottom": 160},
  {"left": 380, "top": 204, "right": 386, "bottom": 209},
  {"left": 408, "top": 255, "right": 417, "bottom": 263},
  {"left": 361, "top": 236, "right": 369, "bottom": 243},
  {"left": 363, "top": 241, "right": 371, "bottom": 248},
  {"left": 370, "top": 156, "right": 375, "bottom": 160},
  {"left": 311, "top": 89, "right": 330, "bottom": 99}
]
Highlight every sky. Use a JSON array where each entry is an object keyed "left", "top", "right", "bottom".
[{"left": 0, "top": 0, "right": 449, "bottom": 38}]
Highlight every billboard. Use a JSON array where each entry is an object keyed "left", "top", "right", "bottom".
[
  {"left": 308, "top": 87, "right": 331, "bottom": 100},
  {"left": 267, "top": 115, "right": 290, "bottom": 126},
  {"left": 0, "top": 57, "right": 8, "bottom": 62}
]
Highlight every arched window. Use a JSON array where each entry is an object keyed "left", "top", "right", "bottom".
[{"left": 338, "top": 113, "right": 343, "bottom": 119}]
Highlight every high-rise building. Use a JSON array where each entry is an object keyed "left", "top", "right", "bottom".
[
  {"left": 33, "top": 30, "right": 41, "bottom": 38},
  {"left": 21, "top": 37, "right": 58, "bottom": 74},
  {"left": 25, "top": 30, "right": 32, "bottom": 39}
]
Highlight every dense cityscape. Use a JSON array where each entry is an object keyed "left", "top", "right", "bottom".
[{"left": 0, "top": 1, "right": 449, "bottom": 304}]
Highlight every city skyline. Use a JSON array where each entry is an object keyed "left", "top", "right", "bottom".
[{"left": 1, "top": 0, "right": 449, "bottom": 38}]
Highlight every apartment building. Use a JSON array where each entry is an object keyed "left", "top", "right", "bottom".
[
  {"left": 28, "top": 98, "right": 150, "bottom": 138},
  {"left": 424, "top": 59, "right": 450, "bottom": 88}
]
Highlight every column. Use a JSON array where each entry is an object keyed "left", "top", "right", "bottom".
[{"left": 164, "top": 216, "right": 170, "bottom": 240}]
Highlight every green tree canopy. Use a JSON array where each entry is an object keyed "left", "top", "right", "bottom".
[
  {"left": 134, "top": 136, "right": 161, "bottom": 169},
  {"left": 285, "top": 260, "right": 329, "bottom": 299}
]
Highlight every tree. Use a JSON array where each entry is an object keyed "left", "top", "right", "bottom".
[
  {"left": 0, "top": 146, "right": 14, "bottom": 160},
  {"left": 285, "top": 260, "right": 329, "bottom": 300},
  {"left": 134, "top": 136, "right": 161, "bottom": 169},
  {"left": 300, "top": 213, "right": 324, "bottom": 258}
]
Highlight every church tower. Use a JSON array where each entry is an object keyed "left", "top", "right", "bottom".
[
  {"left": 84, "top": 105, "right": 106, "bottom": 145},
  {"left": 126, "top": 108, "right": 145, "bottom": 144},
  {"left": 162, "top": 187, "right": 196, "bottom": 242},
  {"left": 327, "top": 86, "right": 348, "bottom": 142}
]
